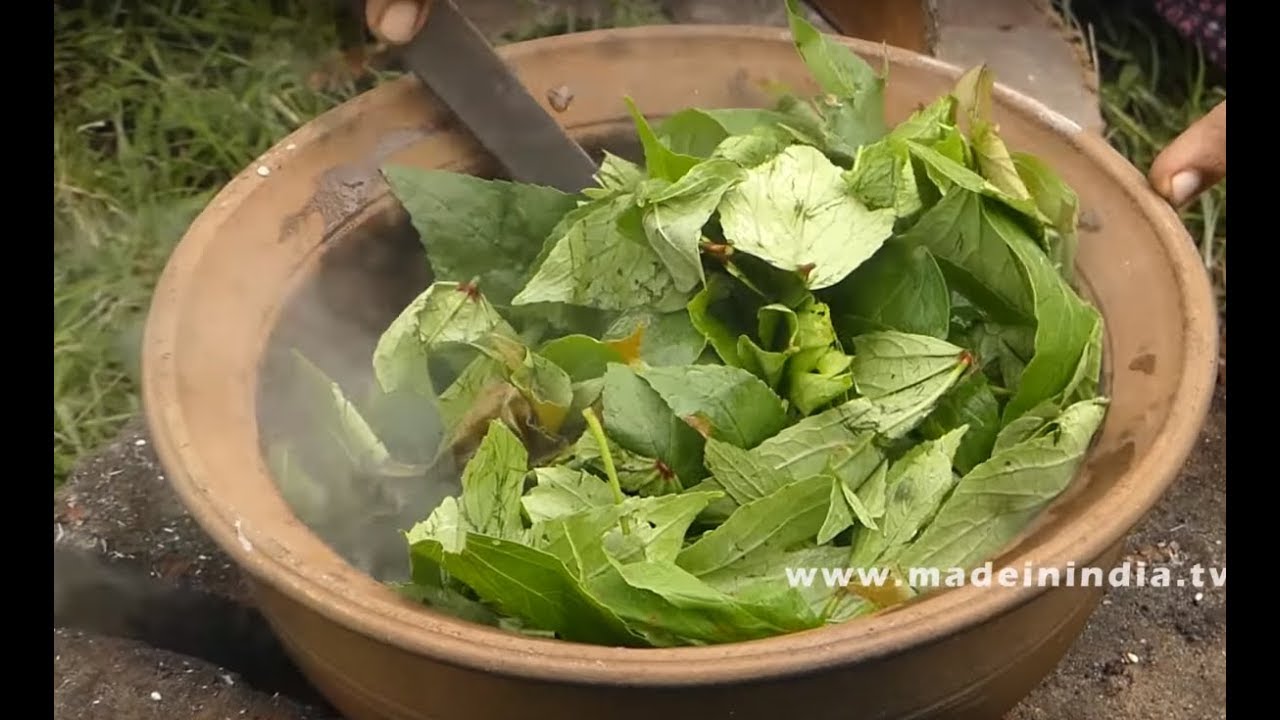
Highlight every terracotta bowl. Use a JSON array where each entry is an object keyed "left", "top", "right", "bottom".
[{"left": 142, "top": 26, "right": 1218, "bottom": 720}]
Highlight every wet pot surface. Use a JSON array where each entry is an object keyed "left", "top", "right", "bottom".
[{"left": 142, "top": 26, "right": 1217, "bottom": 720}]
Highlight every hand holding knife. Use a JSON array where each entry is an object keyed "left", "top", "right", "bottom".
[{"left": 363, "top": 0, "right": 601, "bottom": 194}]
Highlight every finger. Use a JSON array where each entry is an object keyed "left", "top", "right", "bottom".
[
  {"left": 365, "top": 0, "right": 431, "bottom": 44},
  {"left": 1148, "top": 100, "right": 1226, "bottom": 208}
]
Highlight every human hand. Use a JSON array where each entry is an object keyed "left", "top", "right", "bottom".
[
  {"left": 365, "top": 0, "right": 433, "bottom": 44},
  {"left": 1148, "top": 100, "right": 1225, "bottom": 209}
]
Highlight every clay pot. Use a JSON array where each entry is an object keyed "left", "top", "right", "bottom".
[{"left": 142, "top": 26, "right": 1218, "bottom": 720}]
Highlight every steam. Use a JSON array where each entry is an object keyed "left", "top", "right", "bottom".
[{"left": 258, "top": 209, "right": 452, "bottom": 585}]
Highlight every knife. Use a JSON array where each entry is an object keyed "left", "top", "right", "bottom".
[{"left": 398, "top": 0, "right": 601, "bottom": 193}]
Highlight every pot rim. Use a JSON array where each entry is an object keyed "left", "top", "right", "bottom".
[{"left": 142, "top": 25, "right": 1219, "bottom": 687}]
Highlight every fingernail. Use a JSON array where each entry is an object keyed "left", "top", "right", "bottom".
[
  {"left": 379, "top": 1, "right": 422, "bottom": 43},
  {"left": 1170, "top": 170, "right": 1202, "bottom": 207}
]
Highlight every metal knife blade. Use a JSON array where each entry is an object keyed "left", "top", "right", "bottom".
[{"left": 399, "top": 1, "right": 599, "bottom": 193}]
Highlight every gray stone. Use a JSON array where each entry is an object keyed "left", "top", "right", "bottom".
[{"left": 933, "top": 0, "right": 1104, "bottom": 131}]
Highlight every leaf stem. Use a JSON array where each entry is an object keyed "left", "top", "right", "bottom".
[{"left": 581, "top": 407, "right": 631, "bottom": 535}]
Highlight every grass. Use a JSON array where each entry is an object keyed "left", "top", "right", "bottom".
[
  {"left": 53, "top": 1, "right": 370, "bottom": 484},
  {"left": 52, "top": 0, "right": 1224, "bottom": 486}
]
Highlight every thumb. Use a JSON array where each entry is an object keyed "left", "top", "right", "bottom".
[
  {"left": 365, "top": 0, "right": 432, "bottom": 44},
  {"left": 1147, "top": 100, "right": 1225, "bottom": 208}
]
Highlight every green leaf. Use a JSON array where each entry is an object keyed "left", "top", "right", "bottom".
[
  {"left": 712, "top": 125, "right": 797, "bottom": 168},
  {"left": 795, "top": 298, "right": 839, "bottom": 349},
  {"left": 896, "top": 398, "right": 1108, "bottom": 574},
  {"left": 588, "top": 559, "right": 818, "bottom": 646},
  {"left": 971, "top": 120, "right": 1031, "bottom": 202},
  {"left": 724, "top": 252, "right": 813, "bottom": 310},
  {"left": 1012, "top": 151, "right": 1080, "bottom": 280},
  {"left": 955, "top": 319, "right": 1034, "bottom": 390},
  {"left": 1063, "top": 318, "right": 1103, "bottom": 405},
  {"left": 906, "top": 140, "right": 989, "bottom": 194},
  {"left": 657, "top": 108, "right": 797, "bottom": 158},
  {"left": 815, "top": 434, "right": 887, "bottom": 543},
  {"left": 601, "top": 364, "right": 706, "bottom": 485},
  {"left": 625, "top": 97, "right": 701, "bottom": 182},
  {"left": 992, "top": 400, "right": 1061, "bottom": 455},
  {"left": 920, "top": 372, "right": 1001, "bottom": 474},
  {"left": 738, "top": 335, "right": 791, "bottom": 389},
  {"left": 538, "top": 335, "right": 627, "bottom": 382},
  {"left": 986, "top": 208, "right": 1102, "bottom": 423},
  {"left": 637, "top": 365, "right": 789, "bottom": 449},
  {"left": 381, "top": 167, "right": 578, "bottom": 306},
  {"left": 288, "top": 351, "right": 416, "bottom": 477},
  {"left": 392, "top": 580, "right": 502, "bottom": 627},
  {"left": 407, "top": 495, "right": 471, "bottom": 554},
  {"left": 701, "top": 545, "right": 852, "bottom": 620},
  {"left": 846, "top": 138, "right": 922, "bottom": 218},
  {"left": 757, "top": 303, "right": 800, "bottom": 351},
  {"left": 702, "top": 438, "right": 787, "bottom": 506},
  {"left": 538, "top": 491, "right": 721, "bottom": 588},
  {"left": 687, "top": 272, "right": 764, "bottom": 367},
  {"left": 897, "top": 188, "right": 1034, "bottom": 324},
  {"left": 826, "top": 243, "right": 951, "bottom": 339},
  {"left": 854, "top": 458, "right": 889, "bottom": 520},
  {"left": 783, "top": 0, "right": 887, "bottom": 147},
  {"left": 718, "top": 145, "right": 896, "bottom": 290},
  {"left": 509, "top": 349, "right": 575, "bottom": 436},
  {"left": 677, "top": 474, "right": 831, "bottom": 576},
  {"left": 362, "top": 385, "right": 447, "bottom": 466},
  {"left": 591, "top": 152, "right": 645, "bottom": 195},
  {"left": 522, "top": 467, "right": 615, "bottom": 524},
  {"left": 888, "top": 95, "right": 957, "bottom": 144},
  {"left": 373, "top": 281, "right": 517, "bottom": 397},
  {"left": 512, "top": 193, "right": 685, "bottom": 313},
  {"left": 786, "top": 346, "right": 854, "bottom": 416},
  {"left": 535, "top": 504, "right": 617, "bottom": 580},
  {"left": 607, "top": 492, "right": 723, "bottom": 564},
  {"left": 952, "top": 66, "right": 1032, "bottom": 203},
  {"left": 409, "top": 534, "right": 642, "bottom": 646},
  {"left": 850, "top": 332, "right": 970, "bottom": 439},
  {"left": 457, "top": 420, "right": 528, "bottom": 540},
  {"left": 683, "top": 477, "right": 739, "bottom": 526},
  {"left": 603, "top": 309, "right": 708, "bottom": 367},
  {"left": 574, "top": 430, "right": 684, "bottom": 496},
  {"left": 751, "top": 397, "right": 881, "bottom": 480},
  {"left": 640, "top": 157, "right": 746, "bottom": 290},
  {"left": 851, "top": 427, "right": 966, "bottom": 567}
]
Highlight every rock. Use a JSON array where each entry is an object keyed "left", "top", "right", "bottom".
[{"left": 54, "top": 628, "right": 337, "bottom": 720}]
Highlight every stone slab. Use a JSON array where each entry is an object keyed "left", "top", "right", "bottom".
[{"left": 933, "top": 0, "right": 1104, "bottom": 132}]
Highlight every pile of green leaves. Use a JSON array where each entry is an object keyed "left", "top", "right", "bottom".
[{"left": 274, "top": 0, "right": 1108, "bottom": 647}]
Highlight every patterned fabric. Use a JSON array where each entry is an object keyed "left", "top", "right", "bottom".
[{"left": 1154, "top": 0, "right": 1226, "bottom": 71}]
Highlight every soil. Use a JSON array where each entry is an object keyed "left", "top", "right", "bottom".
[{"left": 53, "top": 628, "right": 338, "bottom": 720}]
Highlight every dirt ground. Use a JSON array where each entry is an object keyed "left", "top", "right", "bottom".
[
  {"left": 51, "top": 387, "right": 1225, "bottom": 719},
  {"left": 53, "top": 628, "right": 338, "bottom": 720}
]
